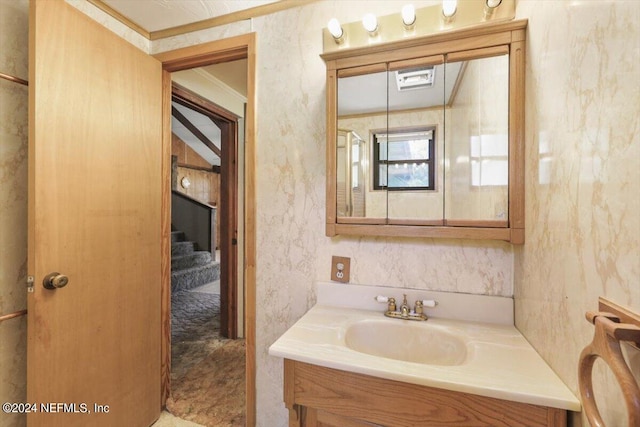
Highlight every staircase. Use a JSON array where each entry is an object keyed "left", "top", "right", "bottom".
[{"left": 171, "top": 230, "right": 220, "bottom": 292}]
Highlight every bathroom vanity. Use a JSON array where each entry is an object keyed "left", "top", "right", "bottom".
[
  {"left": 283, "top": 359, "right": 566, "bottom": 427},
  {"left": 269, "top": 283, "right": 580, "bottom": 427}
]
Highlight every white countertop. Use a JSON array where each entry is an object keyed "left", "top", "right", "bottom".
[{"left": 269, "top": 304, "right": 581, "bottom": 412}]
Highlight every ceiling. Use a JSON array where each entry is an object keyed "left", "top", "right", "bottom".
[
  {"left": 171, "top": 58, "right": 248, "bottom": 167},
  {"left": 172, "top": 101, "right": 222, "bottom": 166},
  {"left": 201, "top": 61, "right": 248, "bottom": 96},
  {"left": 338, "top": 63, "right": 463, "bottom": 116},
  {"left": 101, "top": 0, "right": 281, "bottom": 32}
]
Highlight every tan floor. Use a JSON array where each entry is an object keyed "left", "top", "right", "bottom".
[{"left": 152, "top": 411, "right": 205, "bottom": 427}]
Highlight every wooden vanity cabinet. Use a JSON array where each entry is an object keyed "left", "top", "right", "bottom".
[{"left": 284, "top": 359, "right": 567, "bottom": 427}]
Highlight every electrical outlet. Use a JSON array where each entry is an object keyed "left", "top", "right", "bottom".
[{"left": 331, "top": 256, "right": 350, "bottom": 283}]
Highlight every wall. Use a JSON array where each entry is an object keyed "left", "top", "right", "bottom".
[
  {"left": 172, "top": 134, "right": 220, "bottom": 250},
  {"left": 172, "top": 132, "right": 214, "bottom": 170},
  {"left": 175, "top": 166, "right": 219, "bottom": 206},
  {"left": 172, "top": 68, "right": 246, "bottom": 118},
  {"left": 172, "top": 134, "right": 220, "bottom": 206},
  {"left": 513, "top": 1, "right": 640, "bottom": 425},
  {"left": 0, "top": 1, "right": 28, "bottom": 427}
]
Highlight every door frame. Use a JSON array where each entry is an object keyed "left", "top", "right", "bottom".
[{"left": 155, "top": 33, "right": 257, "bottom": 426}]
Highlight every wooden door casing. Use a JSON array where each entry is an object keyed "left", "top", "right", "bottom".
[{"left": 156, "top": 33, "right": 257, "bottom": 425}]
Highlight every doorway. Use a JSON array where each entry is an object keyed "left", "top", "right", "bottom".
[
  {"left": 168, "top": 71, "right": 244, "bottom": 425},
  {"left": 157, "top": 34, "right": 257, "bottom": 426},
  {"left": 170, "top": 80, "right": 240, "bottom": 338}
]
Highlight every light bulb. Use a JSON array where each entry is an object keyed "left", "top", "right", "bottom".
[
  {"left": 327, "top": 18, "right": 343, "bottom": 40},
  {"left": 442, "top": 0, "right": 457, "bottom": 18},
  {"left": 401, "top": 4, "right": 416, "bottom": 27},
  {"left": 362, "top": 13, "right": 378, "bottom": 34},
  {"left": 486, "top": 0, "right": 502, "bottom": 8}
]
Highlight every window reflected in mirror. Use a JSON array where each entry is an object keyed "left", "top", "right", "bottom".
[{"left": 373, "top": 127, "right": 435, "bottom": 191}]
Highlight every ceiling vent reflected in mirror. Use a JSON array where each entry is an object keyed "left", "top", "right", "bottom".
[{"left": 395, "top": 67, "right": 435, "bottom": 91}]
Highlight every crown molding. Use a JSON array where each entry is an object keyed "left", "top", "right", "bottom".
[{"left": 87, "top": 0, "right": 318, "bottom": 42}]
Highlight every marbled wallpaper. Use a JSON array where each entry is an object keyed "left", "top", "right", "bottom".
[
  {"left": 0, "top": 1, "right": 29, "bottom": 426},
  {"left": 514, "top": 1, "right": 640, "bottom": 425}
]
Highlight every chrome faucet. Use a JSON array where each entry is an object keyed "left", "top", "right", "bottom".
[{"left": 374, "top": 294, "right": 437, "bottom": 321}]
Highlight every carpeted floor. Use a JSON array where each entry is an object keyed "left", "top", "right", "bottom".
[{"left": 169, "top": 288, "right": 245, "bottom": 426}]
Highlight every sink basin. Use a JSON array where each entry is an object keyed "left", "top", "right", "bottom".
[{"left": 344, "top": 319, "right": 468, "bottom": 365}]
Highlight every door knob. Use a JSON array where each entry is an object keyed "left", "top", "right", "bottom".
[{"left": 43, "top": 272, "right": 69, "bottom": 290}]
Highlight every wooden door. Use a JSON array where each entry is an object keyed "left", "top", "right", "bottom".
[{"left": 27, "top": 1, "right": 163, "bottom": 426}]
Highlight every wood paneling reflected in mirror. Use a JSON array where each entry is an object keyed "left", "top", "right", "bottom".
[{"left": 323, "top": 20, "right": 527, "bottom": 243}]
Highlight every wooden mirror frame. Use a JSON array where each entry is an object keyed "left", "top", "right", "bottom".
[{"left": 322, "top": 20, "right": 527, "bottom": 244}]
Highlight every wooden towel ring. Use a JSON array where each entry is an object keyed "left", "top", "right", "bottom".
[{"left": 578, "top": 308, "right": 640, "bottom": 427}]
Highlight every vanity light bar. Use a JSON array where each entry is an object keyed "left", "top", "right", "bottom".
[
  {"left": 323, "top": 0, "right": 513, "bottom": 53},
  {"left": 327, "top": 4, "right": 416, "bottom": 44},
  {"left": 327, "top": 0, "right": 506, "bottom": 43}
]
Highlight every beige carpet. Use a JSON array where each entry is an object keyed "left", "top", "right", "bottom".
[{"left": 167, "top": 339, "right": 246, "bottom": 427}]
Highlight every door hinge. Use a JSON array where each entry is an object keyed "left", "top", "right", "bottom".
[
  {"left": 232, "top": 238, "right": 238, "bottom": 245},
  {"left": 27, "top": 275, "right": 35, "bottom": 293}
]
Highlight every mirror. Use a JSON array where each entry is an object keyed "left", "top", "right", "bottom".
[
  {"left": 323, "top": 20, "right": 526, "bottom": 243},
  {"left": 444, "top": 54, "right": 510, "bottom": 226},
  {"left": 337, "top": 68, "right": 388, "bottom": 221},
  {"left": 336, "top": 129, "right": 366, "bottom": 217},
  {"left": 385, "top": 59, "right": 446, "bottom": 225}
]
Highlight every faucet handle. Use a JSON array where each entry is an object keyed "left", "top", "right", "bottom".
[
  {"left": 414, "top": 300, "right": 424, "bottom": 315},
  {"left": 374, "top": 295, "right": 396, "bottom": 312},
  {"left": 419, "top": 299, "right": 438, "bottom": 308},
  {"left": 415, "top": 299, "right": 438, "bottom": 315}
]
